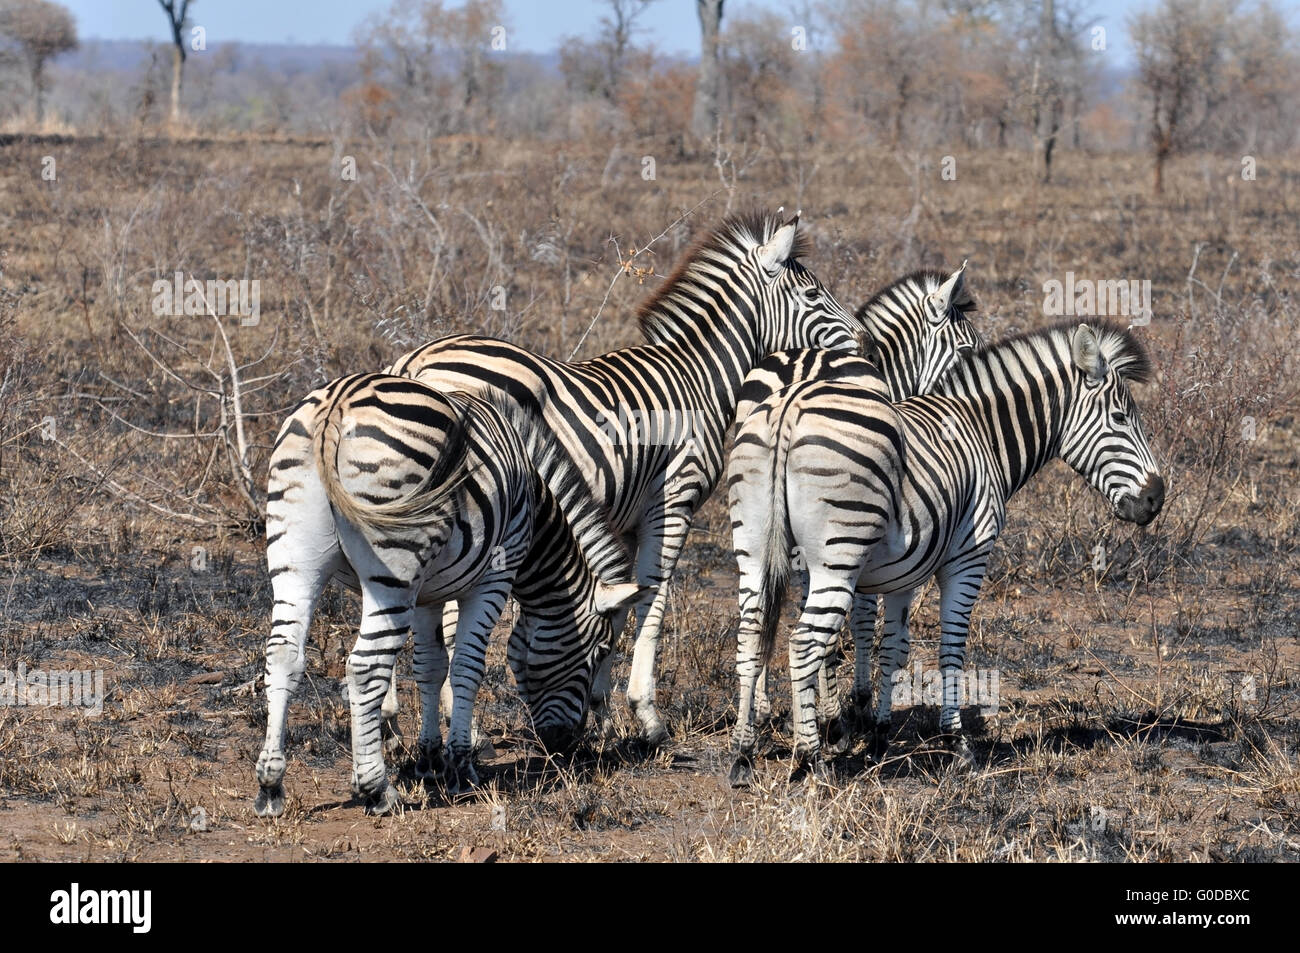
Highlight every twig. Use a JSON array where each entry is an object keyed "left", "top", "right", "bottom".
[{"left": 567, "top": 192, "right": 722, "bottom": 361}]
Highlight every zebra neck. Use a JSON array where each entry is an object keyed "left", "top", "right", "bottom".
[
  {"left": 639, "top": 310, "right": 758, "bottom": 426},
  {"left": 943, "top": 360, "right": 1069, "bottom": 502}
]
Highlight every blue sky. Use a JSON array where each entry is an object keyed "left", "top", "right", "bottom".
[{"left": 57, "top": 0, "right": 1291, "bottom": 63}]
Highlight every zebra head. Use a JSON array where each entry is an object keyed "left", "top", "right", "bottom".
[
  {"left": 1060, "top": 323, "right": 1165, "bottom": 526},
  {"left": 751, "top": 211, "right": 864, "bottom": 355},
  {"left": 858, "top": 262, "right": 982, "bottom": 399},
  {"left": 520, "top": 580, "right": 649, "bottom": 754},
  {"left": 635, "top": 208, "right": 863, "bottom": 359}
]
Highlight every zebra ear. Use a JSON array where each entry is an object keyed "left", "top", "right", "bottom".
[
  {"left": 1071, "top": 324, "right": 1107, "bottom": 380},
  {"left": 593, "top": 581, "right": 651, "bottom": 616},
  {"left": 929, "top": 260, "right": 968, "bottom": 322},
  {"left": 756, "top": 216, "right": 799, "bottom": 276}
]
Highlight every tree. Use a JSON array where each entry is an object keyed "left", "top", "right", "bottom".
[
  {"left": 1217, "top": 1, "right": 1299, "bottom": 154},
  {"left": 0, "top": 0, "right": 77, "bottom": 123},
  {"left": 1130, "top": 0, "right": 1236, "bottom": 193},
  {"left": 157, "top": 0, "right": 193, "bottom": 125},
  {"left": 559, "top": 0, "right": 658, "bottom": 102},
  {"left": 354, "top": 0, "right": 506, "bottom": 135},
  {"left": 827, "top": 0, "right": 935, "bottom": 145},
  {"left": 690, "top": 0, "right": 724, "bottom": 140},
  {"left": 599, "top": 0, "right": 657, "bottom": 99},
  {"left": 1034, "top": 0, "right": 1064, "bottom": 179}
]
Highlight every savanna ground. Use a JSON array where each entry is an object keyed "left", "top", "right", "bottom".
[{"left": 0, "top": 132, "right": 1297, "bottom": 861}]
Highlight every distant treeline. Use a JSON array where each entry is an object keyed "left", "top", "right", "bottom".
[{"left": 2, "top": 0, "right": 1296, "bottom": 184}]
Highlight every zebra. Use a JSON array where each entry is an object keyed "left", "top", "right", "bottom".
[
  {"left": 734, "top": 264, "right": 982, "bottom": 742},
  {"left": 727, "top": 321, "right": 1164, "bottom": 784},
  {"left": 385, "top": 209, "right": 866, "bottom": 745},
  {"left": 256, "top": 373, "right": 646, "bottom": 816}
]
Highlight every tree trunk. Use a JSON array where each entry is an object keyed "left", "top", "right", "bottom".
[
  {"left": 170, "top": 43, "right": 184, "bottom": 124},
  {"left": 690, "top": 0, "right": 724, "bottom": 141},
  {"left": 31, "top": 63, "right": 44, "bottom": 124}
]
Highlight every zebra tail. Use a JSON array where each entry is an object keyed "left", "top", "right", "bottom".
[
  {"left": 757, "top": 406, "right": 796, "bottom": 668},
  {"left": 312, "top": 376, "right": 470, "bottom": 530}
]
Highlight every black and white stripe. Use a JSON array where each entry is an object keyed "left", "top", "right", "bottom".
[
  {"left": 256, "top": 374, "right": 645, "bottom": 815},
  {"left": 386, "top": 210, "right": 865, "bottom": 744},
  {"left": 727, "top": 322, "right": 1164, "bottom": 783},
  {"left": 732, "top": 264, "right": 981, "bottom": 734}
]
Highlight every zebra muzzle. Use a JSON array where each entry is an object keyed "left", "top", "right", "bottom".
[{"left": 1117, "top": 473, "right": 1165, "bottom": 526}]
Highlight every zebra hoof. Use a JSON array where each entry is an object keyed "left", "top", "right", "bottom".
[
  {"left": 254, "top": 783, "right": 285, "bottom": 818},
  {"left": 821, "top": 716, "right": 851, "bottom": 756},
  {"left": 788, "top": 750, "right": 828, "bottom": 784},
  {"left": 445, "top": 755, "right": 479, "bottom": 796},
  {"left": 381, "top": 716, "right": 405, "bottom": 757},
  {"left": 864, "top": 729, "right": 889, "bottom": 765},
  {"left": 847, "top": 694, "right": 875, "bottom": 732},
  {"left": 414, "top": 742, "right": 445, "bottom": 782},
  {"left": 636, "top": 712, "right": 669, "bottom": 748},
  {"left": 728, "top": 754, "right": 755, "bottom": 788},
  {"left": 364, "top": 781, "right": 403, "bottom": 816},
  {"left": 943, "top": 734, "right": 975, "bottom": 771}
]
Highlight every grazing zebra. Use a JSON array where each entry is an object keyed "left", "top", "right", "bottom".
[
  {"left": 727, "top": 322, "right": 1164, "bottom": 784},
  {"left": 256, "top": 374, "right": 645, "bottom": 816},
  {"left": 386, "top": 209, "right": 866, "bottom": 745},
  {"left": 735, "top": 264, "right": 982, "bottom": 739}
]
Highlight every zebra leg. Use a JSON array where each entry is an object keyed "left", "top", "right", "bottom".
[
  {"left": 588, "top": 532, "right": 637, "bottom": 741},
  {"left": 439, "top": 600, "right": 458, "bottom": 732},
  {"left": 754, "top": 665, "right": 773, "bottom": 725},
  {"left": 380, "top": 666, "right": 403, "bottom": 757},
  {"left": 848, "top": 590, "right": 878, "bottom": 725},
  {"left": 345, "top": 588, "right": 414, "bottom": 816},
  {"left": 410, "top": 603, "right": 448, "bottom": 782},
  {"left": 625, "top": 509, "right": 693, "bottom": 746},
  {"left": 444, "top": 583, "right": 511, "bottom": 794},
  {"left": 728, "top": 564, "right": 768, "bottom": 788},
  {"left": 256, "top": 429, "right": 341, "bottom": 819},
  {"left": 437, "top": 601, "right": 491, "bottom": 754},
  {"left": 937, "top": 564, "right": 988, "bottom": 766},
  {"left": 870, "top": 590, "right": 916, "bottom": 760},
  {"left": 754, "top": 561, "right": 811, "bottom": 722},
  {"left": 788, "top": 576, "right": 857, "bottom": 778}
]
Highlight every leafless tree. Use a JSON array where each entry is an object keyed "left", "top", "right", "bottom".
[
  {"left": 156, "top": 0, "right": 193, "bottom": 125},
  {"left": 1130, "top": 0, "right": 1236, "bottom": 193},
  {"left": 354, "top": 0, "right": 506, "bottom": 136},
  {"left": 599, "top": 0, "right": 657, "bottom": 99},
  {"left": 691, "top": 0, "right": 724, "bottom": 141},
  {"left": 827, "top": 0, "right": 934, "bottom": 145},
  {"left": 0, "top": 0, "right": 77, "bottom": 123},
  {"left": 559, "top": 0, "right": 658, "bottom": 102}
]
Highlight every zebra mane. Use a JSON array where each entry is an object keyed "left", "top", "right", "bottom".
[
  {"left": 952, "top": 319, "right": 1153, "bottom": 387},
  {"left": 636, "top": 209, "right": 811, "bottom": 344},
  {"left": 857, "top": 269, "right": 978, "bottom": 322},
  {"left": 478, "top": 391, "right": 634, "bottom": 583}
]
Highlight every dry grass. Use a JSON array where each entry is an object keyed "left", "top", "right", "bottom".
[{"left": 0, "top": 132, "right": 1296, "bottom": 861}]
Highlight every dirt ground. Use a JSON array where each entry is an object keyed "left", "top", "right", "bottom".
[{"left": 1, "top": 136, "right": 1297, "bottom": 861}]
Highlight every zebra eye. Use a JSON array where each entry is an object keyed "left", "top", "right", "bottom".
[
  {"left": 1110, "top": 410, "right": 1127, "bottom": 427},
  {"left": 803, "top": 287, "right": 821, "bottom": 303}
]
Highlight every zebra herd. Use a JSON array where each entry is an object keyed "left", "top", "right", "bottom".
[{"left": 254, "top": 209, "right": 1165, "bottom": 816}]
